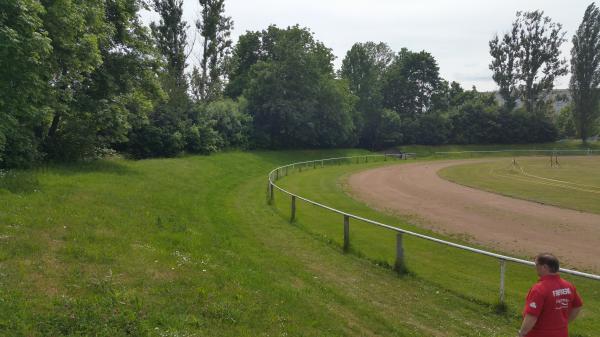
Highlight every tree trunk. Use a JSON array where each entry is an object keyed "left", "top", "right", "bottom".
[{"left": 47, "top": 112, "right": 61, "bottom": 139}]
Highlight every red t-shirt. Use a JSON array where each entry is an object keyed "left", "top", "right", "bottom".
[{"left": 523, "top": 274, "right": 583, "bottom": 337}]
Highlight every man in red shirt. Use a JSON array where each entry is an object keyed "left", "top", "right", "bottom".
[{"left": 518, "top": 253, "right": 583, "bottom": 337}]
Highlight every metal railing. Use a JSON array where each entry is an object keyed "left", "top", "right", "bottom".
[{"left": 266, "top": 153, "right": 600, "bottom": 306}]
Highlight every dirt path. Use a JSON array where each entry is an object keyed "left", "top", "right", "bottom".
[{"left": 347, "top": 159, "right": 600, "bottom": 272}]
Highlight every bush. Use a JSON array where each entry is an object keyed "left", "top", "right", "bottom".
[
  {"left": 0, "top": 117, "right": 40, "bottom": 169},
  {"left": 127, "top": 124, "right": 185, "bottom": 159},
  {"left": 199, "top": 98, "right": 252, "bottom": 149}
]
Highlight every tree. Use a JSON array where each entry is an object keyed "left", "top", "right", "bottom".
[
  {"left": 0, "top": 0, "right": 52, "bottom": 167},
  {"left": 151, "top": 0, "right": 188, "bottom": 96},
  {"left": 570, "top": 2, "right": 600, "bottom": 143},
  {"left": 340, "top": 42, "right": 394, "bottom": 149},
  {"left": 235, "top": 25, "right": 358, "bottom": 148},
  {"left": 382, "top": 48, "right": 442, "bottom": 119},
  {"left": 79, "top": 0, "right": 165, "bottom": 158},
  {"left": 41, "top": 0, "right": 111, "bottom": 160},
  {"left": 225, "top": 31, "right": 262, "bottom": 98},
  {"left": 489, "top": 27, "right": 519, "bottom": 111},
  {"left": 489, "top": 10, "right": 567, "bottom": 114},
  {"left": 191, "top": 0, "right": 233, "bottom": 102}
]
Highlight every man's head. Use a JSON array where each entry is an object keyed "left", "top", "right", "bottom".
[{"left": 535, "top": 253, "right": 560, "bottom": 277}]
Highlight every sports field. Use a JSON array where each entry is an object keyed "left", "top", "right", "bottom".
[
  {"left": 347, "top": 158, "right": 600, "bottom": 271},
  {"left": 273, "top": 157, "right": 600, "bottom": 336},
  {"left": 439, "top": 156, "right": 600, "bottom": 214}
]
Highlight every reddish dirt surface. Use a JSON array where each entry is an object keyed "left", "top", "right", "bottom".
[{"left": 347, "top": 160, "right": 600, "bottom": 272}]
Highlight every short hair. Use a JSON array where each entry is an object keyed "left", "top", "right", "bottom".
[{"left": 536, "top": 253, "right": 560, "bottom": 273}]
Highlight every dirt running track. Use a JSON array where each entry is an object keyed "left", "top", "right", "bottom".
[{"left": 348, "top": 160, "right": 600, "bottom": 272}]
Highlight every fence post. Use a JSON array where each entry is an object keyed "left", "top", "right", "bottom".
[
  {"left": 313, "top": 161, "right": 316, "bottom": 169},
  {"left": 269, "top": 182, "right": 274, "bottom": 204},
  {"left": 343, "top": 215, "right": 350, "bottom": 252},
  {"left": 276, "top": 169, "right": 279, "bottom": 180},
  {"left": 395, "top": 233, "right": 406, "bottom": 274},
  {"left": 285, "top": 166, "right": 288, "bottom": 176},
  {"left": 384, "top": 154, "right": 387, "bottom": 161},
  {"left": 499, "top": 259, "right": 506, "bottom": 306},
  {"left": 290, "top": 195, "right": 296, "bottom": 222}
]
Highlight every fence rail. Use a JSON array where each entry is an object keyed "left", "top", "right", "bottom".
[{"left": 267, "top": 153, "right": 600, "bottom": 306}]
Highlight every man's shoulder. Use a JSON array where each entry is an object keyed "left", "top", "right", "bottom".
[{"left": 557, "top": 277, "right": 576, "bottom": 289}]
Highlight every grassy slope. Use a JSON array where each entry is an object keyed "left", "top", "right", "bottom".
[
  {"left": 0, "top": 149, "right": 597, "bottom": 336},
  {"left": 439, "top": 157, "right": 600, "bottom": 214}
]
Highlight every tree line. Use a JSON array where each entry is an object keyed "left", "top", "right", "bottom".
[{"left": 1, "top": 0, "right": 600, "bottom": 168}]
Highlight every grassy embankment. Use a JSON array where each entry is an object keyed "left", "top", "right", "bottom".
[{"left": 0, "top": 144, "right": 597, "bottom": 336}]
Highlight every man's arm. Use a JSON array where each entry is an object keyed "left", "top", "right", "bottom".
[
  {"left": 569, "top": 306, "right": 582, "bottom": 323},
  {"left": 518, "top": 314, "right": 538, "bottom": 337}
]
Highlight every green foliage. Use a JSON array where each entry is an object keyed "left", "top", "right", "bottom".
[
  {"left": 198, "top": 98, "right": 252, "bottom": 148},
  {"left": 382, "top": 48, "right": 443, "bottom": 119},
  {"left": 42, "top": 0, "right": 110, "bottom": 159},
  {"left": 340, "top": 42, "right": 394, "bottom": 149},
  {"left": 376, "top": 109, "right": 403, "bottom": 147},
  {"left": 0, "top": 0, "right": 52, "bottom": 168},
  {"left": 490, "top": 10, "right": 568, "bottom": 114},
  {"left": 570, "top": 3, "right": 600, "bottom": 143},
  {"left": 231, "top": 25, "right": 358, "bottom": 148},
  {"left": 191, "top": 0, "right": 233, "bottom": 102},
  {"left": 556, "top": 105, "right": 577, "bottom": 139},
  {"left": 150, "top": 0, "right": 188, "bottom": 93}
]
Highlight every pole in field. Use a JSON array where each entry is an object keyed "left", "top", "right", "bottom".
[
  {"left": 395, "top": 233, "right": 406, "bottom": 274},
  {"left": 290, "top": 195, "right": 296, "bottom": 222},
  {"left": 499, "top": 259, "right": 506, "bottom": 306},
  {"left": 343, "top": 215, "right": 350, "bottom": 253}
]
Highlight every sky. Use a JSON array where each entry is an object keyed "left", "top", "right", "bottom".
[{"left": 141, "top": 0, "right": 593, "bottom": 91}]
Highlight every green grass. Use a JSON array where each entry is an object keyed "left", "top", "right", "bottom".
[
  {"left": 400, "top": 140, "right": 600, "bottom": 158},
  {"left": 273, "top": 156, "right": 600, "bottom": 337},
  {"left": 439, "top": 156, "right": 600, "bottom": 214},
  {"left": 0, "top": 148, "right": 598, "bottom": 336}
]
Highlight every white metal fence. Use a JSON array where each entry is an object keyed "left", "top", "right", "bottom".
[{"left": 266, "top": 153, "right": 600, "bottom": 306}]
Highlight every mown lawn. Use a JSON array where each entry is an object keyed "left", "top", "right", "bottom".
[
  {"left": 439, "top": 156, "right": 600, "bottom": 214},
  {"left": 0, "top": 148, "right": 597, "bottom": 336}
]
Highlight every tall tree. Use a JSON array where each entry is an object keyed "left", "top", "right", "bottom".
[
  {"left": 340, "top": 42, "right": 394, "bottom": 149},
  {"left": 382, "top": 48, "right": 441, "bottom": 118},
  {"left": 0, "top": 0, "right": 52, "bottom": 167},
  {"left": 570, "top": 2, "right": 600, "bottom": 143},
  {"left": 489, "top": 10, "right": 568, "bottom": 114},
  {"left": 151, "top": 0, "right": 188, "bottom": 96},
  {"left": 191, "top": 0, "right": 233, "bottom": 102},
  {"left": 41, "top": 0, "right": 111, "bottom": 160},
  {"left": 225, "top": 30, "right": 262, "bottom": 98},
  {"left": 489, "top": 25, "right": 519, "bottom": 111},
  {"left": 235, "top": 25, "right": 358, "bottom": 148}
]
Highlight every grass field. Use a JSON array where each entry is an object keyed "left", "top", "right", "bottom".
[
  {"left": 0, "top": 147, "right": 598, "bottom": 336},
  {"left": 439, "top": 156, "right": 600, "bottom": 214},
  {"left": 273, "top": 157, "right": 600, "bottom": 337}
]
